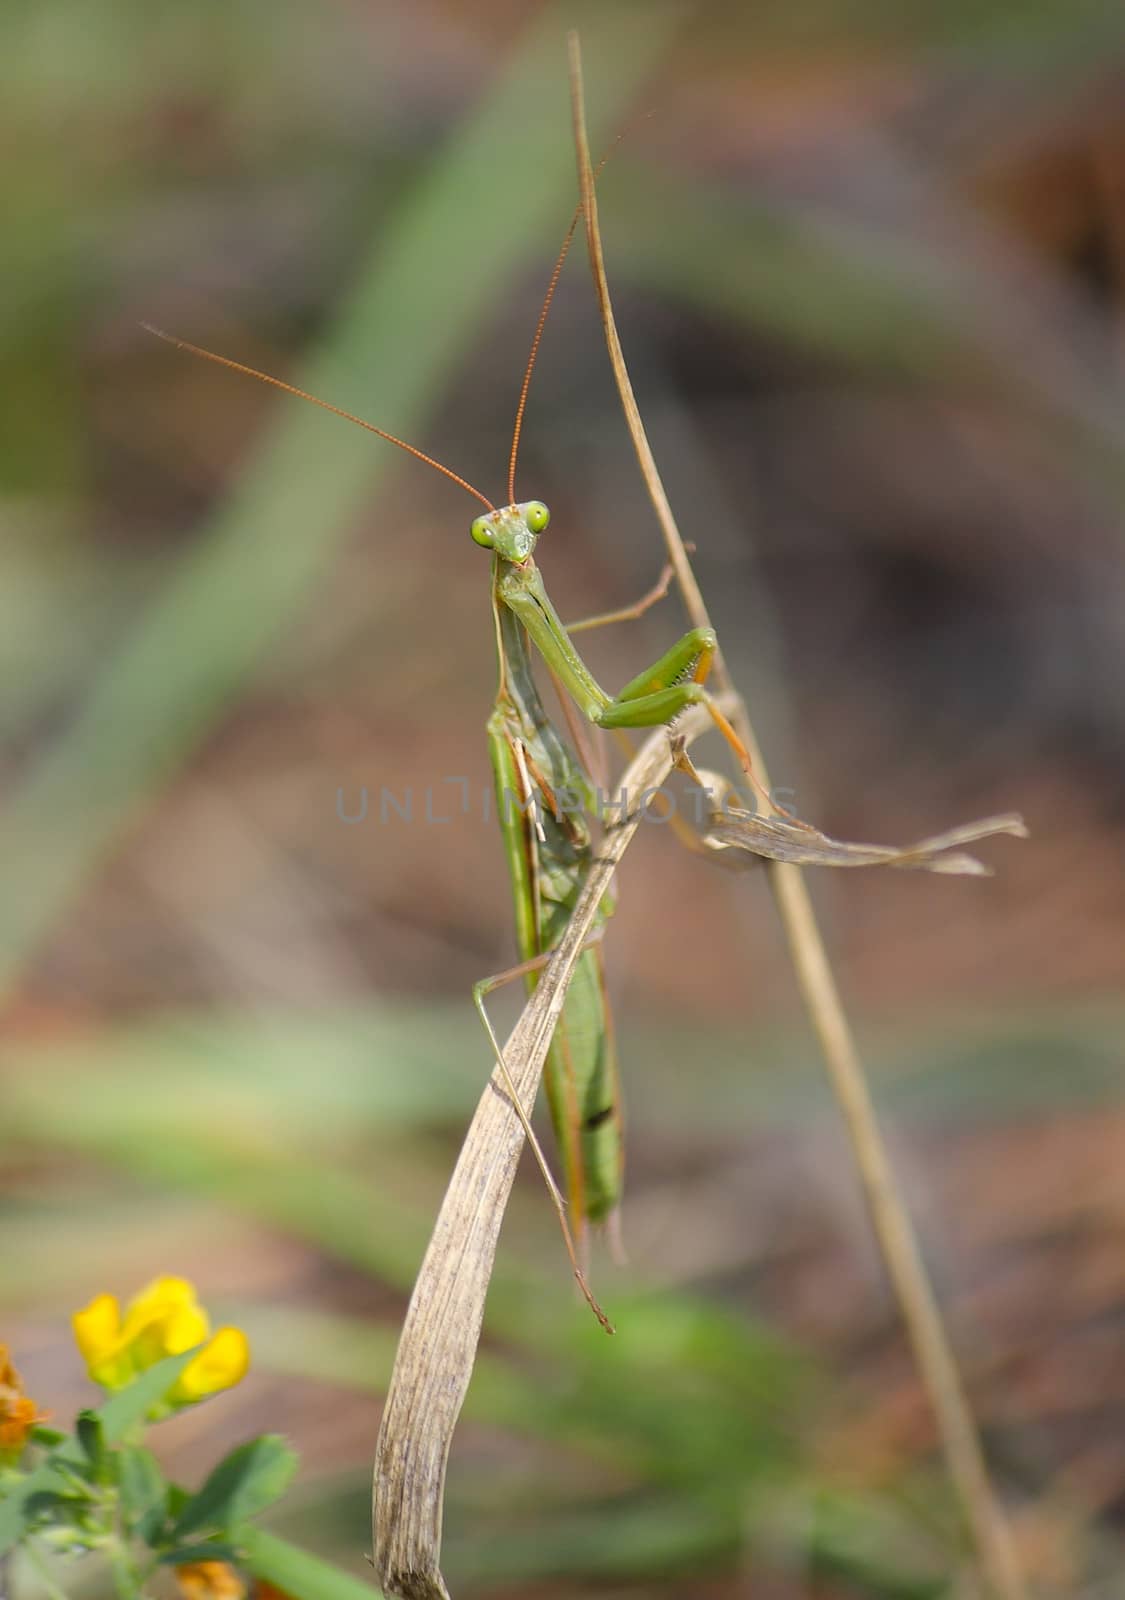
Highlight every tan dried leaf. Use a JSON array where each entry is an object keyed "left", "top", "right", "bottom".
[{"left": 694, "top": 771, "right": 1028, "bottom": 876}]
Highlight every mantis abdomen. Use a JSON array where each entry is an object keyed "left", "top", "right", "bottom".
[{"left": 537, "top": 848, "right": 622, "bottom": 1227}]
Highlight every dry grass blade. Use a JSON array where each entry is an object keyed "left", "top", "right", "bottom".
[
  {"left": 371, "top": 711, "right": 708, "bottom": 1600},
  {"left": 568, "top": 31, "right": 1027, "bottom": 1600}
]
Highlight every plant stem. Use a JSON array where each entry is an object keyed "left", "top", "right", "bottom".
[
  {"left": 20, "top": 1543, "right": 70, "bottom": 1600},
  {"left": 569, "top": 32, "right": 1026, "bottom": 1600}
]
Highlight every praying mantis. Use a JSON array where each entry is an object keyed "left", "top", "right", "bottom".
[{"left": 145, "top": 187, "right": 771, "bottom": 1332}]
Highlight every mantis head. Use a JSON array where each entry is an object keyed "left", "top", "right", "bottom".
[{"left": 470, "top": 501, "right": 550, "bottom": 566}]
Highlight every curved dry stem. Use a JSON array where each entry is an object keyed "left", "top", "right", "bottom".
[
  {"left": 569, "top": 32, "right": 1026, "bottom": 1600},
  {"left": 372, "top": 710, "right": 709, "bottom": 1600}
]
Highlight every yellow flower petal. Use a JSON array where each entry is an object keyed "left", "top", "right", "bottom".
[
  {"left": 72, "top": 1294, "right": 121, "bottom": 1368},
  {"left": 117, "top": 1277, "right": 207, "bottom": 1371},
  {"left": 119, "top": 1277, "right": 198, "bottom": 1343},
  {"left": 163, "top": 1302, "right": 211, "bottom": 1355},
  {"left": 175, "top": 1560, "right": 247, "bottom": 1599},
  {"left": 72, "top": 1278, "right": 247, "bottom": 1406},
  {"left": 171, "top": 1328, "right": 250, "bottom": 1405}
]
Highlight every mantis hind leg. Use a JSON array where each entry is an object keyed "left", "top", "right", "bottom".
[{"left": 472, "top": 939, "right": 614, "bottom": 1335}]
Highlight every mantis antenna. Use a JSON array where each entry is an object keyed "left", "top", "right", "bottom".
[
  {"left": 506, "top": 144, "right": 620, "bottom": 506},
  {"left": 141, "top": 324, "right": 496, "bottom": 512},
  {"left": 506, "top": 210, "right": 581, "bottom": 507},
  {"left": 146, "top": 143, "right": 620, "bottom": 518}
]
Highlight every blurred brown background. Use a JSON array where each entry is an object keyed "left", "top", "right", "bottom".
[{"left": 3, "top": 2, "right": 1125, "bottom": 1594}]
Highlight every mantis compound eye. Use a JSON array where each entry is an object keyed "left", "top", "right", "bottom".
[
  {"left": 525, "top": 501, "right": 550, "bottom": 534},
  {"left": 470, "top": 516, "right": 494, "bottom": 548}
]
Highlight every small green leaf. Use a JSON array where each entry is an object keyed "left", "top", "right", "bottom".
[
  {"left": 0, "top": 1460, "right": 85, "bottom": 1555},
  {"left": 74, "top": 1411, "right": 105, "bottom": 1472},
  {"left": 156, "top": 1540, "right": 240, "bottom": 1567},
  {"left": 171, "top": 1436, "right": 297, "bottom": 1541},
  {"left": 22, "top": 1489, "right": 88, "bottom": 1526},
  {"left": 29, "top": 1426, "right": 67, "bottom": 1447},
  {"left": 118, "top": 1446, "right": 167, "bottom": 1541},
  {"left": 165, "top": 1483, "right": 190, "bottom": 1521},
  {"left": 95, "top": 1348, "right": 202, "bottom": 1440}
]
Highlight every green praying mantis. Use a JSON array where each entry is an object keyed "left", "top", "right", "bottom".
[{"left": 145, "top": 199, "right": 773, "bottom": 1331}]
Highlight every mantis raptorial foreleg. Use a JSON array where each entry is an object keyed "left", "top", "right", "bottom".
[{"left": 494, "top": 558, "right": 790, "bottom": 817}]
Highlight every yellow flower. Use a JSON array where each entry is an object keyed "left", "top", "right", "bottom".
[
  {"left": 175, "top": 1560, "right": 247, "bottom": 1599},
  {"left": 0, "top": 1343, "right": 46, "bottom": 1458},
  {"left": 72, "top": 1278, "right": 249, "bottom": 1412}
]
